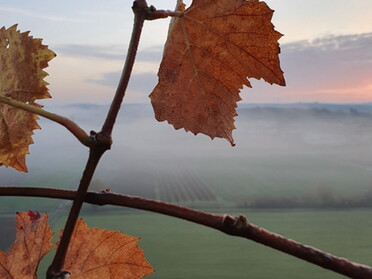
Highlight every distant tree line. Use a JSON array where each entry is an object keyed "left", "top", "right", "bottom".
[{"left": 240, "top": 186, "right": 372, "bottom": 209}]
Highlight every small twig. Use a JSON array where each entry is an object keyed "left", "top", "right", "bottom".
[
  {"left": 0, "top": 95, "right": 92, "bottom": 147},
  {"left": 146, "top": 8, "right": 184, "bottom": 20},
  {"left": 1, "top": 186, "right": 372, "bottom": 278}
]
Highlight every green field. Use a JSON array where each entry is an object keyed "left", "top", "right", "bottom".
[
  {"left": 36, "top": 208, "right": 372, "bottom": 278},
  {"left": 2, "top": 105, "right": 372, "bottom": 277}
]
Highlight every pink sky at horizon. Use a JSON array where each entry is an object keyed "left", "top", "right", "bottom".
[
  {"left": 42, "top": 32, "right": 372, "bottom": 106},
  {"left": 1, "top": 0, "right": 371, "bottom": 105}
]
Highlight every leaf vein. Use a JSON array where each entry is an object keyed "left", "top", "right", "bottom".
[{"left": 185, "top": 15, "right": 280, "bottom": 80}]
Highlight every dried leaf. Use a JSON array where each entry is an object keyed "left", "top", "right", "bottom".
[
  {"left": 150, "top": 0, "right": 285, "bottom": 145},
  {"left": 0, "top": 212, "right": 53, "bottom": 279},
  {"left": 63, "top": 219, "right": 154, "bottom": 279},
  {"left": 0, "top": 24, "right": 56, "bottom": 172}
]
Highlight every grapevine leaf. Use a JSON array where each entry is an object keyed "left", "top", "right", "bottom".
[
  {"left": 149, "top": 0, "right": 285, "bottom": 145},
  {"left": 0, "top": 24, "right": 56, "bottom": 172},
  {"left": 0, "top": 212, "right": 53, "bottom": 279},
  {"left": 62, "top": 219, "right": 154, "bottom": 279}
]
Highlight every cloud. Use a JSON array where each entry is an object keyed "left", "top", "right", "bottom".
[
  {"left": 285, "top": 33, "right": 371, "bottom": 88},
  {"left": 0, "top": 6, "right": 84, "bottom": 22},
  {"left": 244, "top": 32, "right": 372, "bottom": 103},
  {"left": 59, "top": 32, "right": 372, "bottom": 104},
  {"left": 87, "top": 72, "right": 158, "bottom": 94},
  {"left": 54, "top": 44, "right": 163, "bottom": 62},
  {"left": 55, "top": 44, "right": 126, "bottom": 60}
]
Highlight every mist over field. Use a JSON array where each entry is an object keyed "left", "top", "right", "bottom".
[{"left": 1, "top": 103, "right": 372, "bottom": 211}]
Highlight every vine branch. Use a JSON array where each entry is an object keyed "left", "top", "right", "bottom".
[
  {"left": 47, "top": 0, "right": 150, "bottom": 277},
  {"left": 101, "top": 0, "right": 147, "bottom": 137},
  {"left": 100, "top": 1, "right": 182, "bottom": 137},
  {"left": 1, "top": 186, "right": 371, "bottom": 278},
  {"left": 46, "top": 148, "right": 106, "bottom": 278},
  {"left": 0, "top": 96, "right": 92, "bottom": 147}
]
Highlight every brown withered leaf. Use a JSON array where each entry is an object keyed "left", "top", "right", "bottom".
[
  {"left": 0, "top": 212, "right": 53, "bottom": 279},
  {"left": 0, "top": 24, "right": 56, "bottom": 172},
  {"left": 63, "top": 219, "right": 154, "bottom": 279},
  {"left": 150, "top": 0, "right": 285, "bottom": 145}
]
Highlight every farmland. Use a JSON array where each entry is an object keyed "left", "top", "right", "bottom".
[
  {"left": 35, "top": 208, "right": 372, "bottom": 278},
  {"left": 156, "top": 168, "right": 218, "bottom": 203}
]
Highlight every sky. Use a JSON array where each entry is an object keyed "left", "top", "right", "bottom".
[{"left": 0, "top": 0, "right": 371, "bottom": 105}]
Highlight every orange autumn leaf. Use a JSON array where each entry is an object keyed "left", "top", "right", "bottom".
[
  {"left": 62, "top": 219, "right": 154, "bottom": 279},
  {"left": 0, "top": 212, "right": 53, "bottom": 279},
  {"left": 0, "top": 24, "right": 56, "bottom": 172},
  {"left": 150, "top": 0, "right": 285, "bottom": 145}
]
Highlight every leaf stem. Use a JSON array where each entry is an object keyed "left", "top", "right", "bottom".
[
  {"left": 0, "top": 96, "right": 93, "bottom": 147},
  {"left": 1, "top": 186, "right": 372, "bottom": 278}
]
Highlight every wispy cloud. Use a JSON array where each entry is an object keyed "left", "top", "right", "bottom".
[
  {"left": 54, "top": 44, "right": 163, "bottom": 62},
  {"left": 49, "top": 32, "right": 372, "bottom": 104},
  {"left": 79, "top": 10, "right": 118, "bottom": 17},
  {"left": 244, "top": 32, "right": 372, "bottom": 103},
  {"left": 284, "top": 33, "right": 372, "bottom": 59},
  {"left": 55, "top": 44, "right": 126, "bottom": 60},
  {"left": 0, "top": 6, "right": 85, "bottom": 23},
  {"left": 87, "top": 72, "right": 158, "bottom": 93},
  {"left": 283, "top": 33, "right": 372, "bottom": 88},
  {"left": 84, "top": 32, "right": 372, "bottom": 102}
]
